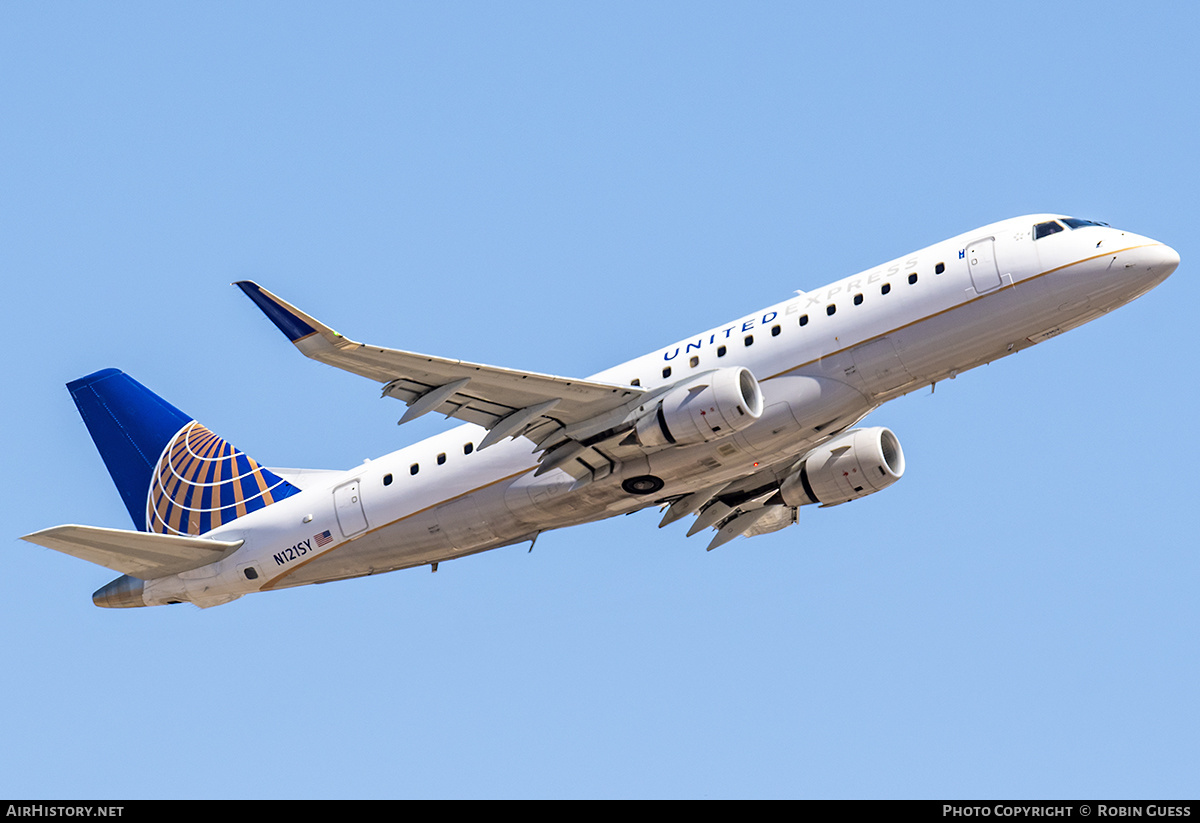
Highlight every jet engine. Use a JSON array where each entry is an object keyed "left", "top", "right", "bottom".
[
  {"left": 780, "top": 427, "right": 905, "bottom": 507},
  {"left": 635, "top": 367, "right": 764, "bottom": 449}
]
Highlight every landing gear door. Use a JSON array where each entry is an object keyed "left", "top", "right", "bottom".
[
  {"left": 967, "top": 236, "right": 1003, "bottom": 293},
  {"left": 334, "top": 480, "right": 368, "bottom": 538}
]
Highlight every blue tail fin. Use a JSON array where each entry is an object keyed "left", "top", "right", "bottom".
[{"left": 68, "top": 369, "right": 301, "bottom": 535}]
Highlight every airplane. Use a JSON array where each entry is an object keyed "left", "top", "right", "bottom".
[{"left": 22, "top": 214, "right": 1179, "bottom": 608}]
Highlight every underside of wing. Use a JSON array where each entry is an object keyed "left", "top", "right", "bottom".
[
  {"left": 235, "top": 281, "right": 647, "bottom": 455},
  {"left": 656, "top": 456, "right": 802, "bottom": 550},
  {"left": 21, "top": 525, "right": 245, "bottom": 579},
  {"left": 658, "top": 425, "right": 906, "bottom": 550}
]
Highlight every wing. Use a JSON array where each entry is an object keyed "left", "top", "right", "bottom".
[
  {"left": 21, "top": 525, "right": 244, "bottom": 579},
  {"left": 236, "top": 281, "right": 650, "bottom": 458}
]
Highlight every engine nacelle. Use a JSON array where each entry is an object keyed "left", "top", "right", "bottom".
[
  {"left": 635, "top": 367, "right": 764, "bottom": 449},
  {"left": 780, "top": 427, "right": 905, "bottom": 507}
]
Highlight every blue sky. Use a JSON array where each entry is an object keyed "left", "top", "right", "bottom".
[{"left": 3, "top": 2, "right": 1196, "bottom": 799}]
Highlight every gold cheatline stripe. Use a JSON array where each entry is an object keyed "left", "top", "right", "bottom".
[
  {"left": 262, "top": 243, "right": 1158, "bottom": 588},
  {"left": 259, "top": 468, "right": 532, "bottom": 590},
  {"left": 764, "top": 244, "right": 1155, "bottom": 380}
]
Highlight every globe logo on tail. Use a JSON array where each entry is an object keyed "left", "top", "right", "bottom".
[{"left": 146, "top": 421, "right": 299, "bottom": 536}]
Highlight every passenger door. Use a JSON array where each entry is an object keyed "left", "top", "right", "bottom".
[
  {"left": 333, "top": 480, "right": 368, "bottom": 538},
  {"left": 967, "top": 236, "right": 1003, "bottom": 293}
]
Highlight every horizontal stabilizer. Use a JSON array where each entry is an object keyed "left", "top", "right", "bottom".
[{"left": 22, "top": 525, "right": 244, "bottom": 579}]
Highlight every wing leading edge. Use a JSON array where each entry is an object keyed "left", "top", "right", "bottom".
[{"left": 235, "top": 281, "right": 647, "bottom": 457}]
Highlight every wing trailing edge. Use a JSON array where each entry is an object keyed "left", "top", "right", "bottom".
[{"left": 235, "top": 280, "right": 646, "bottom": 455}]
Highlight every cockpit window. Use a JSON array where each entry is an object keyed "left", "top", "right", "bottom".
[
  {"left": 1034, "top": 220, "right": 1065, "bottom": 239},
  {"left": 1062, "top": 217, "right": 1109, "bottom": 229}
]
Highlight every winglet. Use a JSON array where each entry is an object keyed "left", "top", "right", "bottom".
[{"left": 234, "top": 281, "right": 335, "bottom": 343}]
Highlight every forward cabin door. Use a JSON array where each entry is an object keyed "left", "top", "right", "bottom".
[{"left": 967, "top": 236, "right": 1003, "bottom": 293}]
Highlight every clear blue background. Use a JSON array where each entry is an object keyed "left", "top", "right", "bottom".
[{"left": 3, "top": 2, "right": 1195, "bottom": 799}]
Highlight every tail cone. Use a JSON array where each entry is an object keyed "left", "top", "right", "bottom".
[{"left": 92, "top": 575, "right": 146, "bottom": 609}]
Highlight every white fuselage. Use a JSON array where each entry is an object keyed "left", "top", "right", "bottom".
[{"left": 142, "top": 215, "right": 1179, "bottom": 607}]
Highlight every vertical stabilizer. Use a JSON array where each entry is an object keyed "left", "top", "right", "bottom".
[{"left": 67, "top": 369, "right": 300, "bottom": 534}]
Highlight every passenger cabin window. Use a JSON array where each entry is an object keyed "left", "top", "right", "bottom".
[
  {"left": 1034, "top": 220, "right": 1065, "bottom": 239},
  {"left": 853, "top": 293, "right": 863, "bottom": 306},
  {"left": 662, "top": 366, "right": 672, "bottom": 379},
  {"left": 410, "top": 463, "right": 420, "bottom": 476},
  {"left": 935, "top": 262, "right": 945, "bottom": 274},
  {"left": 826, "top": 304, "right": 836, "bottom": 316},
  {"left": 771, "top": 324, "right": 781, "bottom": 336},
  {"left": 881, "top": 283, "right": 891, "bottom": 295},
  {"left": 717, "top": 345, "right": 727, "bottom": 357},
  {"left": 689, "top": 356, "right": 699, "bottom": 368},
  {"left": 908, "top": 273, "right": 918, "bottom": 285},
  {"left": 744, "top": 335, "right": 754, "bottom": 347},
  {"left": 799, "top": 314, "right": 809, "bottom": 326},
  {"left": 383, "top": 473, "right": 393, "bottom": 486},
  {"left": 463, "top": 442, "right": 474, "bottom": 455},
  {"left": 437, "top": 453, "right": 446, "bottom": 466}
]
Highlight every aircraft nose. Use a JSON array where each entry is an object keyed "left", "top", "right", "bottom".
[
  {"left": 1154, "top": 243, "right": 1181, "bottom": 275},
  {"left": 1121, "top": 239, "right": 1180, "bottom": 279}
]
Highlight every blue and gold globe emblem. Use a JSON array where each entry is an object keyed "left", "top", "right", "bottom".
[{"left": 146, "top": 421, "right": 299, "bottom": 536}]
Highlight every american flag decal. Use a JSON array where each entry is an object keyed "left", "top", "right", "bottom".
[{"left": 314, "top": 530, "right": 333, "bottom": 547}]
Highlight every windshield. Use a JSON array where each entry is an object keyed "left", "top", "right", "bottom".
[{"left": 1034, "top": 217, "right": 1111, "bottom": 239}]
